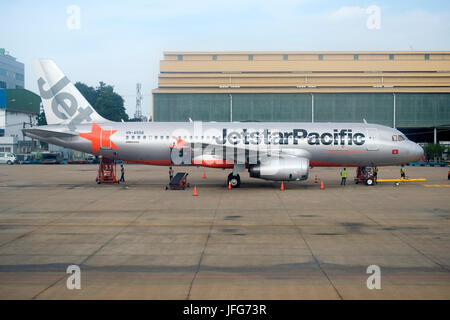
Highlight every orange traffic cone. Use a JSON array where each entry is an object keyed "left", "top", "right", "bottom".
[
  {"left": 320, "top": 180, "right": 324, "bottom": 190},
  {"left": 315, "top": 175, "right": 318, "bottom": 183},
  {"left": 193, "top": 185, "right": 198, "bottom": 196},
  {"left": 202, "top": 172, "right": 206, "bottom": 179},
  {"left": 280, "top": 181, "right": 285, "bottom": 191},
  {"left": 228, "top": 182, "right": 232, "bottom": 190}
]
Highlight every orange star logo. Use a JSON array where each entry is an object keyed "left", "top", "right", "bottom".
[
  {"left": 170, "top": 136, "right": 190, "bottom": 149},
  {"left": 79, "top": 122, "right": 118, "bottom": 154}
]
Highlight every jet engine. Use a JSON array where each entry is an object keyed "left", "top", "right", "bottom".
[{"left": 248, "top": 157, "right": 309, "bottom": 181}]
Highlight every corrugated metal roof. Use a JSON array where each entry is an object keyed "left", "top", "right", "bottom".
[{"left": 6, "top": 89, "right": 40, "bottom": 114}]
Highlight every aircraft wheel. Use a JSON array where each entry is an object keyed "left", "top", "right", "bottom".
[
  {"left": 228, "top": 174, "right": 241, "bottom": 188},
  {"left": 365, "top": 178, "right": 374, "bottom": 186}
]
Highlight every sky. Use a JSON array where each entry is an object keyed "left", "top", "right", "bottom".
[{"left": 1, "top": 0, "right": 450, "bottom": 118}]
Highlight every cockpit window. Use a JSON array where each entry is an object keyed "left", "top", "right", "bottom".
[{"left": 392, "top": 135, "right": 407, "bottom": 141}]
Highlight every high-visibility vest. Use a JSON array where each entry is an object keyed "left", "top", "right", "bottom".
[{"left": 341, "top": 170, "right": 347, "bottom": 178}]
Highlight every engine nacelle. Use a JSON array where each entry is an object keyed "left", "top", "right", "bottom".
[{"left": 248, "top": 157, "right": 309, "bottom": 181}]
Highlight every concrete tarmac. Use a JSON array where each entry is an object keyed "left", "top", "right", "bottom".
[{"left": 0, "top": 164, "right": 449, "bottom": 299}]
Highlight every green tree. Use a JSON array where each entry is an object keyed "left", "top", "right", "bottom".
[
  {"left": 75, "top": 81, "right": 129, "bottom": 122},
  {"left": 36, "top": 109, "right": 47, "bottom": 126},
  {"left": 423, "top": 143, "right": 445, "bottom": 161}
]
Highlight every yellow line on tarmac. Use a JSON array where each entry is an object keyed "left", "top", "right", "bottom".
[
  {"left": 423, "top": 184, "right": 450, "bottom": 187},
  {"left": 377, "top": 178, "right": 427, "bottom": 182}
]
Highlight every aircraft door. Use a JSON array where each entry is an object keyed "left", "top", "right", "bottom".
[{"left": 366, "top": 128, "right": 379, "bottom": 151}]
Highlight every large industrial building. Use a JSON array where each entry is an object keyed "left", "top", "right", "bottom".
[
  {"left": 0, "top": 89, "right": 40, "bottom": 153},
  {"left": 0, "top": 49, "right": 24, "bottom": 89},
  {"left": 0, "top": 49, "right": 41, "bottom": 153},
  {"left": 152, "top": 51, "right": 450, "bottom": 142}
]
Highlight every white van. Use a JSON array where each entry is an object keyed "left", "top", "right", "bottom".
[{"left": 0, "top": 152, "right": 16, "bottom": 165}]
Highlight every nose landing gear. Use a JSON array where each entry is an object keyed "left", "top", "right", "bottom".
[
  {"left": 227, "top": 173, "right": 241, "bottom": 188},
  {"left": 355, "top": 166, "right": 375, "bottom": 186}
]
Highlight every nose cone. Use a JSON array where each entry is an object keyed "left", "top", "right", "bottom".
[{"left": 410, "top": 143, "right": 424, "bottom": 161}]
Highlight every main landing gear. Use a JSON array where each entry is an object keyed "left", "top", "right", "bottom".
[
  {"left": 355, "top": 166, "right": 375, "bottom": 186},
  {"left": 227, "top": 173, "right": 241, "bottom": 188}
]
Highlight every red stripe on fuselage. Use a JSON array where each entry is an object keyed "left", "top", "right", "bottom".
[
  {"left": 310, "top": 160, "right": 358, "bottom": 167},
  {"left": 125, "top": 160, "right": 172, "bottom": 166},
  {"left": 192, "top": 159, "right": 235, "bottom": 168}
]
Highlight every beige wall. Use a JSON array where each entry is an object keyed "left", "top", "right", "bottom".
[{"left": 153, "top": 51, "right": 450, "bottom": 94}]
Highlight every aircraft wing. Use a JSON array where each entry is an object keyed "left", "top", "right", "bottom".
[{"left": 186, "top": 141, "right": 311, "bottom": 160}]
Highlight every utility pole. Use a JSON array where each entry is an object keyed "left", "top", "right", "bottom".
[
  {"left": 393, "top": 93, "right": 396, "bottom": 128},
  {"left": 229, "top": 94, "right": 233, "bottom": 122}
]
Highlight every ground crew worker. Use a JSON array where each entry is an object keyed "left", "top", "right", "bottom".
[
  {"left": 340, "top": 168, "right": 347, "bottom": 186},
  {"left": 120, "top": 165, "right": 125, "bottom": 182},
  {"left": 169, "top": 166, "right": 174, "bottom": 181},
  {"left": 400, "top": 165, "right": 406, "bottom": 179}
]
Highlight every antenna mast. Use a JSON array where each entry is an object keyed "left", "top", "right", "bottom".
[{"left": 134, "top": 83, "right": 143, "bottom": 120}]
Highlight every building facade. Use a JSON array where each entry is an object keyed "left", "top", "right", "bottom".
[
  {"left": 152, "top": 51, "right": 450, "bottom": 142},
  {"left": 0, "top": 89, "right": 40, "bottom": 153},
  {"left": 0, "top": 49, "right": 24, "bottom": 89}
]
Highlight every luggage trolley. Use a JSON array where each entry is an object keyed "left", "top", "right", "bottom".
[{"left": 166, "top": 172, "right": 190, "bottom": 190}]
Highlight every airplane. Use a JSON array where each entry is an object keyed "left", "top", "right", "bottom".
[{"left": 24, "top": 59, "right": 424, "bottom": 187}]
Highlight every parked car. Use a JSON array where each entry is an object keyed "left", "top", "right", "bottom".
[{"left": 0, "top": 152, "right": 16, "bottom": 165}]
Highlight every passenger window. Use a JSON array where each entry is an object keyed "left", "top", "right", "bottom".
[
  {"left": 132, "top": 136, "right": 135, "bottom": 139},
  {"left": 137, "top": 136, "right": 141, "bottom": 139},
  {"left": 126, "top": 136, "right": 129, "bottom": 139},
  {"left": 143, "top": 136, "right": 146, "bottom": 139}
]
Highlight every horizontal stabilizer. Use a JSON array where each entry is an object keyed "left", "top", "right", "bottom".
[{"left": 23, "top": 128, "right": 78, "bottom": 139}]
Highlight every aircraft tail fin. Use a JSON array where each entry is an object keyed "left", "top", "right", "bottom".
[{"left": 34, "top": 59, "right": 108, "bottom": 129}]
